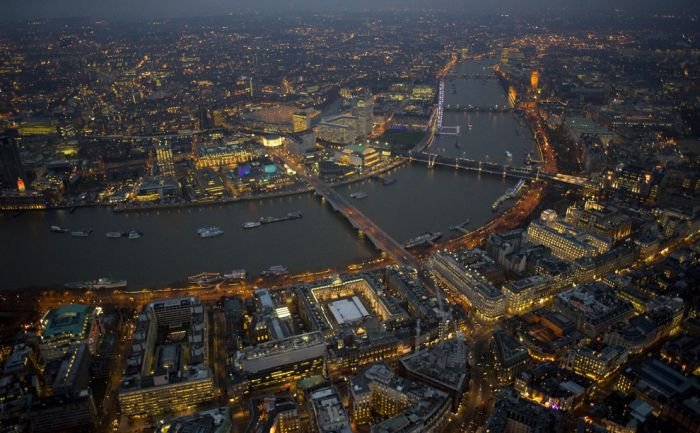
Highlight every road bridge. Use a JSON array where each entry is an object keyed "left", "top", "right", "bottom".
[
  {"left": 273, "top": 150, "right": 423, "bottom": 269},
  {"left": 398, "top": 151, "right": 588, "bottom": 186}
]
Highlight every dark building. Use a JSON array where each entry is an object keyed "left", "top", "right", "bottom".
[
  {"left": 30, "top": 390, "right": 98, "bottom": 433},
  {"left": 0, "top": 129, "right": 24, "bottom": 189}
]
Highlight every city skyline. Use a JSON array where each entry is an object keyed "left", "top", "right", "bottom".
[
  {"left": 4, "top": 0, "right": 700, "bottom": 20},
  {"left": 0, "top": 5, "right": 698, "bottom": 433}
]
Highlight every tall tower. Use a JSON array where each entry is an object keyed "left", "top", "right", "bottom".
[
  {"left": 352, "top": 93, "right": 374, "bottom": 138},
  {"left": 0, "top": 129, "right": 24, "bottom": 189},
  {"left": 530, "top": 70, "right": 540, "bottom": 91},
  {"left": 155, "top": 139, "right": 175, "bottom": 178},
  {"left": 508, "top": 86, "right": 517, "bottom": 108}
]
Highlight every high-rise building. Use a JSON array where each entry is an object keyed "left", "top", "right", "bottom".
[
  {"left": 154, "top": 139, "right": 175, "bottom": 177},
  {"left": 508, "top": 86, "right": 517, "bottom": 108},
  {"left": 0, "top": 128, "right": 24, "bottom": 189},
  {"left": 352, "top": 93, "right": 374, "bottom": 138},
  {"left": 531, "top": 70, "right": 540, "bottom": 90}
]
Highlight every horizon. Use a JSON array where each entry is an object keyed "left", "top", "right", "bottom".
[{"left": 4, "top": 0, "right": 700, "bottom": 21}]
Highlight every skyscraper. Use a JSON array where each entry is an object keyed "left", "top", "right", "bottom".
[
  {"left": 531, "top": 70, "right": 540, "bottom": 90},
  {"left": 0, "top": 128, "right": 24, "bottom": 189},
  {"left": 352, "top": 93, "right": 374, "bottom": 138},
  {"left": 154, "top": 139, "right": 175, "bottom": 177}
]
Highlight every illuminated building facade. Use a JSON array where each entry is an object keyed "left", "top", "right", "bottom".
[
  {"left": 530, "top": 70, "right": 540, "bottom": 90},
  {"left": 262, "top": 134, "right": 284, "bottom": 148},
  {"left": 562, "top": 341, "right": 628, "bottom": 382},
  {"left": 411, "top": 85, "right": 435, "bottom": 102},
  {"left": 247, "top": 397, "right": 300, "bottom": 433},
  {"left": 352, "top": 93, "right": 374, "bottom": 137},
  {"left": 299, "top": 275, "right": 409, "bottom": 332},
  {"left": 553, "top": 283, "right": 634, "bottom": 338},
  {"left": 508, "top": 86, "right": 517, "bottom": 108},
  {"left": 337, "top": 145, "right": 380, "bottom": 168},
  {"left": 118, "top": 297, "right": 214, "bottom": 417},
  {"left": 565, "top": 204, "right": 633, "bottom": 243},
  {"left": 350, "top": 363, "right": 451, "bottom": 432},
  {"left": 525, "top": 211, "right": 612, "bottom": 261},
  {"left": 491, "top": 330, "right": 531, "bottom": 387},
  {"left": 484, "top": 388, "right": 563, "bottom": 433},
  {"left": 502, "top": 275, "right": 555, "bottom": 315},
  {"left": 234, "top": 331, "right": 327, "bottom": 391},
  {"left": 39, "top": 304, "right": 101, "bottom": 362},
  {"left": 429, "top": 252, "right": 506, "bottom": 321},
  {"left": 195, "top": 144, "right": 255, "bottom": 168},
  {"left": 154, "top": 139, "right": 175, "bottom": 177},
  {"left": 514, "top": 362, "right": 593, "bottom": 411}
]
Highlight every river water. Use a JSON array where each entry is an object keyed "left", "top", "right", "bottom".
[{"left": 0, "top": 59, "right": 533, "bottom": 291}]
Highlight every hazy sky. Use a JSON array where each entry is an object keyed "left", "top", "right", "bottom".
[{"left": 4, "top": 0, "right": 699, "bottom": 20}]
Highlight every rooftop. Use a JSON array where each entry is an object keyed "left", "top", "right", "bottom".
[
  {"left": 41, "top": 304, "right": 92, "bottom": 339},
  {"left": 400, "top": 337, "right": 469, "bottom": 392}
]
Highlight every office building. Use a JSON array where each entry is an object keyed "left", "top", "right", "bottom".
[
  {"left": 565, "top": 204, "right": 633, "bottom": 243},
  {"left": 30, "top": 390, "right": 98, "bottom": 433},
  {"left": 525, "top": 216, "right": 611, "bottom": 262},
  {"left": 491, "top": 330, "right": 531, "bottom": 387},
  {"left": 234, "top": 331, "right": 327, "bottom": 391},
  {"left": 514, "top": 362, "right": 593, "bottom": 411},
  {"left": 562, "top": 341, "right": 628, "bottom": 382},
  {"left": 293, "top": 111, "right": 312, "bottom": 133},
  {"left": 51, "top": 343, "right": 91, "bottom": 395},
  {"left": 502, "top": 275, "right": 555, "bottom": 315},
  {"left": 553, "top": 283, "right": 635, "bottom": 337},
  {"left": 247, "top": 397, "right": 301, "bottom": 433},
  {"left": 118, "top": 297, "right": 214, "bottom": 417},
  {"left": 518, "top": 308, "right": 584, "bottom": 361},
  {"left": 317, "top": 115, "right": 357, "bottom": 145},
  {"left": 411, "top": 85, "right": 435, "bottom": 102},
  {"left": 399, "top": 337, "right": 469, "bottom": 412},
  {"left": 350, "top": 363, "right": 451, "bottom": 433},
  {"left": 308, "top": 386, "right": 352, "bottom": 433},
  {"left": 0, "top": 128, "right": 24, "bottom": 189},
  {"left": 352, "top": 93, "right": 374, "bottom": 137},
  {"left": 430, "top": 252, "right": 506, "bottom": 321},
  {"left": 604, "top": 296, "right": 685, "bottom": 354},
  {"left": 297, "top": 275, "right": 409, "bottom": 334},
  {"left": 195, "top": 144, "right": 255, "bottom": 168},
  {"left": 625, "top": 358, "right": 700, "bottom": 415},
  {"left": 484, "top": 387, "right": 563, "bottom": 433},
  {"left": 39, "top": 304, "right": 101, "bottom": 362},
  {"left": 155, "top": 407, "right": 232, "bottom": 433},
  {"left": 155, "top": 139, "right": 175, "bottom": 177}
]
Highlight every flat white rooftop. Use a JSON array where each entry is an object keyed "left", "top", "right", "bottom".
[{"left": 329, "top": 296, "right": 369, "bottom": 325}]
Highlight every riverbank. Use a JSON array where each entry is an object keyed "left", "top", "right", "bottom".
[{"left": 112, "top": 157, "right": 409, "bottom": 213}]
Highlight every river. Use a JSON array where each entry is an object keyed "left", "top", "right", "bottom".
[{"left": 0, "top": 59, "right": 533, "bottom": 291}]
